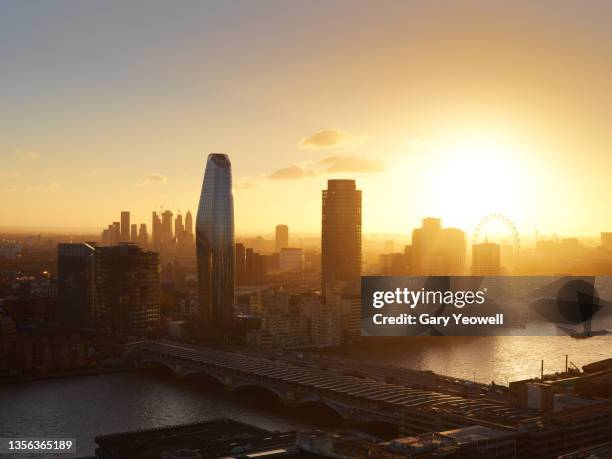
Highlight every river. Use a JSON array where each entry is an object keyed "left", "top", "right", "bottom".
[{"left": 1, "top": 336, "right": 611, "bottom": 457}]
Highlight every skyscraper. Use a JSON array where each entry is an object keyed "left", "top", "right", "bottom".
[
  {"left": 472, "top": 242, "right": 501, "bottom": 275},
  {"left": 152, "top": 212, "right": 161, "bottom": 246},
  {"left": 161, "top": 210, "right": 173, "bottom": 243},
  {"left": 279, "top": 247, "right": 304, "bottom": 272},
  {"left": 235, "top": 243, "right": 246, "bottom": 286},
  {"left": 321, "top": 179, "right": 362, "bottom": 301},
  {"left": 95, "top": 244, "right": 160, "bottom": 335},
  {"left": 175, "top": 213, "right": 184, "bottom": 243},
  {"left": 138, "top": 223, "right": 148, "bottom": 247},
  {"left": 130, "top": 224, "right": 138, "bottom": 243},
  {"left": 112, "top": 222, "right": 121, "bottom": 245},
  {"left": 57, "top": 243, "right": 96, "bottom": 327},
  {"left": 120, "top": 211, "right": 130, "bottom": 242},
  {"left": 185, "top": 211, "right": 193, "bottom": 236},
  {"left": 196, "top": 153, "right": 235, "bottom": 338},
  {"left": 275, "top": 224, "right": 289, "bottom": 252},
  {"left": 411, "top": 218, "right": 466, "bottom": 275}
]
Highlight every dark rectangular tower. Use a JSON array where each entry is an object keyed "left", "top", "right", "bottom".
[{"left": 321, "top": 179, "right": 362, "bottom": 301}]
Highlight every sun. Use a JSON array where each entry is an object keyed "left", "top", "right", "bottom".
[{"left": 423, "top": 135, "right": 533, "bottom": 231}]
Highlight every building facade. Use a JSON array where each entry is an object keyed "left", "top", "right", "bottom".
[
  {"left": 57, "top": 243, "right": 97, "bottom": 328},
  {"left": 275, "top": 224, "right": 289, "bottom": 252},
  {"left": 321, "top": 179, "right": 362, "bottom": 301},
  {"left": 472, "top": 242, "right": 501, "bottom": 275},
  {"left": 94, "top": 244, "right": 160, "bottom": 335},
  {"left": 196, "top": 153, "right": 235, "bottom": 339}
]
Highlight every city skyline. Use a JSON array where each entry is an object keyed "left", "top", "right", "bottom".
[
  {"left": 3, "top": 3, "right": 612, "bottom": 457},
  {"left": 3, "top": 1, "right": 612, "bottom": 235}
]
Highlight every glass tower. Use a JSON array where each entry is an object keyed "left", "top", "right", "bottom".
[
  {"left": 321, "top": 179, "right": 362, "bottom": 301},
  {"left": 196, "top": 153, "right": 235, "bottom": 338}
]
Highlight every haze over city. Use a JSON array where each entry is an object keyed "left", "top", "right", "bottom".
[{"left": 3, "top": 1, "right": 612, "bottom": 235}]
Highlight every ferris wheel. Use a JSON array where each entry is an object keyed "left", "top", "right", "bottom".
[{"left": 472, "top": 213, "right": 520, "bottom": 255}]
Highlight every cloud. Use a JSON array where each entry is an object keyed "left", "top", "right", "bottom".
[
  {"left": 91, "top": 168, "right": 105, "bottom": 176},
  {"left": 44, "top": 181, "right": 61, "bottom": 191},
  {"left": 320, "top": 156, "right": 385, "bottom": 173},
  {"left": 235, "top": 180, "right": 256, "bottom": 191},
  {"left": 268, "top": 165, "right": 316, "bottom": 180},
  {"left": 17, "top": 151, "right": 41, "bottom": 161},
  {"left": 299, "top": 128, "right": 367, "bottom": 150},
  {"left": 0, "top": 170, "right": 19, "bottom": 177},
  {"left": 140, "top": 173, "right": 167, "bottom": 185},
  {"left": 267, "top": 155, "right": 385, "bottom": 181}
]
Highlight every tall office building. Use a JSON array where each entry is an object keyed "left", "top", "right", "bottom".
[
  {"left": 275, "top": 225, "right": 289, "bottom": 252},
  {"left": 472, "top": 242, "right": 501, "bottom": 275},
  {"left": 411, "top": 217, "right": 443, "bottom": 274},
  {"left": 175, "top": 213, "right": 184, "bottom": 243},
  {"left": 279, "top": 247, "right": 304, "bottom": 272},
  {"left": 442, "top": 227, "right": 467, "bottom": 275},
  {"left": 321, "top": 179, "right": 362, "bottom": 301},
  {"left": 138, "top": 223, "right": 148, "bottom": 247},
  {"left": 602, "top": 232, "right": 612, "bottom": 250},
  {"left": 185, "top": 211, "right": 193, "bottom": 235},
  {"left": 130, "top": 224, "right": 138, "bottom": 243},
  {"left": 152, "top": 212, "right": 162, "bottom": 246},
  {"left": 196, "top": 153, "right": 235, "bottom": 338},
  {"left": 57, "top": 243, "right": 96, "bottom": 327},
  {"left": 245, "top": 248, "right": 266, "bottom": 285},
  {"left": 112, "top": 222, "right": 121, "bottom": 245},
  {"left": 235, "top": 243, "right": 246, "bottom": 286},
  {"left": 94, "top": 244, "right": 160, "bottom": 335},
  {"left": 120, "top": 211, "right": 130, "bottom": 242},
  {"left": 161, "top": 210, "right": 173, "bottom": 243},
  {"left": 411, "top": 218, "right": 466, "bottom": 275},
  {"left": 101, "top": 228, "right": 110, "bottom": 245}
]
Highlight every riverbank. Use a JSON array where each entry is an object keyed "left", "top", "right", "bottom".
[{"left": 0, "top": 365, "right": 145, "bottom": 385}]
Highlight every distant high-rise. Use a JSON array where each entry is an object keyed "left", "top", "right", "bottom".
[
  {"left": 196, "top": 153, "right": 235, "bottom": 338},
  {"left": 235, "top": 243, "right": 246, "bottom": 286},
  {"left": 152, "top": 212, "right": 161, "bottom": 245},
  {"left": 57, "top": 243, "right": 96, "bottom": 327},
  {"left": 279, "top": 247, "right": 304, "bottom": 272},
  {"left": 161, "top": 210, "right": 173, "bottom": 243},
  {"left": 602, "top": 232, "right": 612, "bottom": 250},
  {"left": 442, "top": 227, "right": 466, "bottom": 275},
  {"left": 275, "top": 225, "right": 289, "bottom": 252},
  {"left": 472, "top": 242, "right": 501, "bottom": 275},
  {"left": 245, "top": 248, "right": 266, "bottom": 285},
  {"left": 130, "top": 224, "right": 138, "bottom": 243},
  {"left": 138, "top": 223, "right": 148, "bottom": 247},
  {"left": 175, "top": 213, "right": 184, "bottom": 243},
  {"left": 321, "top": 179, "right": 362, "bottom": 301},
  {"left": 120, "top": 211, "right": 130, "bottom": 242},
  {"left": 112, "top": 222, "right": 121, "bottom": 245},
  {"left": 185, "top": 211, "right": 193, "bottom": 235},
  {"left": 411, "top": 218, "right": 466, "bottom": 275}
]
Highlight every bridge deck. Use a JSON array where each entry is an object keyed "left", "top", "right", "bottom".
[{"left": 128, "top": 340, "right": 538, "bottom": 428}]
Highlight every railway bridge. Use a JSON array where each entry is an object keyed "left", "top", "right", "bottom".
[{"left": 128, "top": 340, "right": 536, "bottom": 435}]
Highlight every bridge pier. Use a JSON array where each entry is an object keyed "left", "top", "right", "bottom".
[
  {"left": 280, "top": 390, "right": 298, "bottom": 407},
  {"left": 174, "top": 364, "right": 185, "bottom": 380}
]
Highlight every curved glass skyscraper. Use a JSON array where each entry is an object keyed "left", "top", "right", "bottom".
[{"left": 196, "top": 153, "right": 235, "bottom": 339}]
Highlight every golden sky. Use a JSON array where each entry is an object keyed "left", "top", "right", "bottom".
[{"left": 1, "top": 1, "right": 612, "bottom": 236}]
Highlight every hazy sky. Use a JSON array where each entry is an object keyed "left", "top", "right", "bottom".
[{"left": 2, "top": 0, "right": 612, "bottom": 236}]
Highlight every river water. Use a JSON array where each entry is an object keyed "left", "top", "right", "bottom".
[{"left": 1, "top": 336, "right": 611, "bottom": 457}]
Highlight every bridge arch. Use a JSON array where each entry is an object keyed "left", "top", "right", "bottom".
[
  {"left": 295, "top": 398, "right": 347, "bottom": 420},
  {"left": 229, "top": 382, "right": 285, "bottom": 400},
  {"left": 137, "top": 358, "right": 227, "bottom": 386}
]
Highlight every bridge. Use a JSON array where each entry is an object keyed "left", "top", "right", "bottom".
[{"left": 127, "top": 340, "right": 537, "bottom": 435}]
